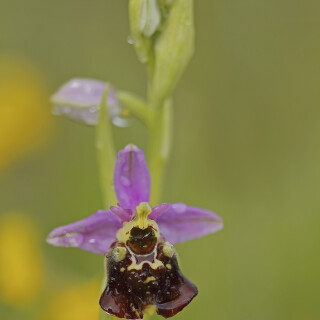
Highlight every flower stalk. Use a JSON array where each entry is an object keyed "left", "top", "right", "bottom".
[
  {"left": 115, "top": 90, "right": 152, "bottom": 128},
  {"left": 148, "top": 99, "right": 173, "bottom": 204}
]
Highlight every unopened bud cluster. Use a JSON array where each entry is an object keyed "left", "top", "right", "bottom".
[{"left": 129, "top": 0, "right": 194, "bottom": 108}]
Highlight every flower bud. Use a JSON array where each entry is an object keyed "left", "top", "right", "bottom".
[
  {"left": 128, "top": 0, "right": 152, "bottom": 64},
  {"left": 151, "top": 0, "right": 194, "bottom": 106},
  {"left": 51, "top": 78, "right": 129, "bottom": 127},
  {"left": 140, "top": 0, "right": 161, "bottom": 37}
]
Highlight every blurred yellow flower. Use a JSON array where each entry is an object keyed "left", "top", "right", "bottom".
[
  {"left": 0, "top": 56, "right": 52, "bottom": 172},
  {"left": 0, "top": 212, "right": 45, "bottom": 306},
  {"left": 44, "top": 280, "right": 101, "bottom": 320}
]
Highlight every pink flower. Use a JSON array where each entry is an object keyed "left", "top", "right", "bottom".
[{"left": 47, "top": 145, "right": 223, "bottom": 318}]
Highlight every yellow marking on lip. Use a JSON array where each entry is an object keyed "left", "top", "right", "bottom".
[
  {"left": 112, "top": 247, "right": 126, "bottom": 262},
  {"left": 144, "top": 276, "right": 156, "bottom": 284},
  {"left": 143, "top": 304, "right": 158, "bottom": 316},
  {"left": 130, "top": 304, "right": 140, "bottom": 318},
  {"left": 120, "top": 267, "right": 125, "bottom": 272},
  {"left": 163, "top": 242, "right": 174, "bottom": 258},
  {"left": 127, "top": 259, "right": 163, "bottom": 271},
  {"left": 166, "top": 264, "right": 172, "bottom": 270}
]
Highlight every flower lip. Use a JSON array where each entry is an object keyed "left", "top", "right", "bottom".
[{"left": 100, "top": 234, "right": 198, "bottom": 319}]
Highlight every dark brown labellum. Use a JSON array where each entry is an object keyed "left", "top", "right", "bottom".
[{"left": 100, "top": 240, "right": 198, "bottom": 319}]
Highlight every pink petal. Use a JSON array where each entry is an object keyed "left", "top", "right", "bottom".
[
  {"left": 149, "top": 203, "right": 170, "bottom": 220},
  {"left": 114, "top": 145, "right": 151, "bottom": 211},
  {"left": 51, "top": 78, "right": 121, "bottom": 125},
  {"left": 110, "top": 206, "right": 133, "bottom": 222},
  {"left": 156, "top": 203, "right": 223, "bottom": 244},
  {"left": 46, "top": 210, "right": 121, "bottom": 254}
]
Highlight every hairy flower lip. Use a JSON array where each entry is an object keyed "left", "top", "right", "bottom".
[{"left": 47, "top": 145, "right": 223, "bottom": 255}]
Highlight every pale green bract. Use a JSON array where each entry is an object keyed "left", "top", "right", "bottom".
[
  {"left": 129, "top": 0, "right": 152, "bottom": 64},
  {"left": 152, "top": 0, "right": 194, "bottom": 108}
]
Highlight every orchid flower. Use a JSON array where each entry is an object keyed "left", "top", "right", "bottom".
[
  {"left": 51, "top": 78, "right": 129, "bottom": 127},
  {"left": 47, "top": 145, "right": 223, "bottom": 319}
]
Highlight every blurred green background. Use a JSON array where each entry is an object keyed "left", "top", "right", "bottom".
[{"left": 1, "top": 0, "right": 320, "bottom": 319}]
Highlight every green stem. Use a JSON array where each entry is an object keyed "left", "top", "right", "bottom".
[
  {"left": 148, "top": 99, "right": 173, "bottom": 204},
  {"left": 95, "top": 84, "right": 117, "bottom": 209},
  {"left": 97, "top": 90, "right": 117, "bottom": 320},
  {"left": 116, "top": 90, "right": 153, "bottom": 128}
]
